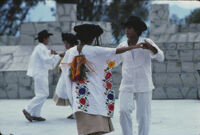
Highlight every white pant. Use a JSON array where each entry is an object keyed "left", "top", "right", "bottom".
[
  {"left": 119, "top": 91, "right": 152, "bottom": 135},
  {"left": 26, "top": 75, "right": 49, "bottom": 117}
]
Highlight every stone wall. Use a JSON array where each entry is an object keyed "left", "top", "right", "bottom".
[
  {"left": 1, "top": 3, "right": 200, "bottom": 99},
  {"left": 150, "top": 4, "right": 200, "bottom": 99},
  {"left": 0, "top": 3, "right": 113, "bottom": 99}
]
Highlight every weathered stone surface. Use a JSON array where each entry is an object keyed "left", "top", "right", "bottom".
[
  {"left": 165, "top": 87, "right": 183, "bottom": 99},
  {"left": 165, "top": 73, "right": 182, "bottom": 87},
  {"left": 19, "top": 86, "right": 34, "bottom": 99},
  {"left": 56, "top": 4, "right": 77, "bottom": 22},
  {"left": 165, "top": 43, "right": 176, "bottom": 50},
  {"left": 20, "top": 23, "right": 36, "bottom": 35},
  {"left": 181, "top": 87, "right": 197, "bottom": 99},
  {"left": 153, "top": 87, "right": 168, "bottom": 99},
  {"left": 165, "top": 50, "right": 179, "bottom": 60},
  {"left": 0, "top": 88, "right": 7, "bottom": 99},
  {"left": 152, "top": 62, "right": 166, "bottom": 73},
  {"left": 153, "top": 73, "right": 167, "bottom": 86},
  {"left": 5, "top": 83, "right": 19, "bottom": 99},
  {"left": 180, "top": 73, "right": 196, "bottom": 87},
  {"left": 167, "top": 61, "right": 181, "bottom": 73},
  {"left": 177, "top": 43, "right": 193, "bottom": 50},
  {"left": 194, "top": 42, "right": 200, "bottom": 49},
  {"left": 17, "top": 72, "right": 32, "bottom": 87},
  {"left": 179, "top": 50, "right": 193, "bottom": 61},
  {"left": 194, "top": 50, "right": 200, "bottom": 61},
  {"left": 181, "top": 62, "right": 194, "bottom": 72}
]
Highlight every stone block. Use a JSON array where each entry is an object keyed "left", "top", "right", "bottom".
[
  {"left": 150, "top": 4, "right": 169, "bottom": 22},
  {"left": 56, "top": 4, "right": 77, "bottom": 22},
  {"left": 152, "top": 62, "right": 166, "bottom": 73},
  {"left": 180, "top": 87, "right": 197, "bottom": 99},
  {"left": 194, "top": 50, "right": 200, "bottom": 61},
  {"left": 178, "top": 24, "right": 189, "bottom": 32},
  {"left": 194, "top": 62, "right": 200, "bottom": 71},
  {"left": 0, "top": 88, "right": 7, "bottom": 99},
  {"left": 165, "top": 87, "right": 183, "bottom": 99},
  {"left": 195, "top": 34, "right": 200, "bottom": 42},
  {"left": 19, "top": 86, "right": 34, "bottom": 99},
  {"left": 167, "top": 61, "right": 181, "bottom": 72},
  {"left": 152, "top": 87, "right": 168, "bottom": 99},
  {"left": 4, "top": 72, "right": 18, "bottom": 84},
  {"left": 7, "top": 36, "right": 20, "bottom": 45},
  {"left": 180, "top": 50, "right": 193, "bottom": 61},
  {"left": 0, "top": 72, "right": 4, "bottom": 87},
  {"left": 180, "top": 73, "right": 196, "bottom": 87},
  {"left": 165, "top": 73, "right": 182, "bottom": 87},
  {"left": 198, "top": 86, "right": 200, "bottom": 99},
  {"left": 5, "top": 83, "right": 19, "bottom": 99},
  {"left": 165, "top": 50, "right": 179, "bottom": 60},
  {"left": 158, "top": 34, "right": 171, "bottom": 43},
  {"left": 19, "top": 34, "right": 34, "bottom": 45},
  {"left": 165, "top": 43, "right": 176, "bottom": 50},
  {"left": 188, "top": 33, "right": 199, "bottom": 43},
  {"left": 153, "top": 73, "right": 167, "bottom": 86},
  {"left": 17, "top": 72, "right": 31, "bottom": 87},
  {"left": 181, "top": 62, "right": 194, "bottom": 72},
  {"left": 177, "top": 43, "right": 193, "bottom": 50},
  {"left": 176, "top": 33, "right": 188, "bottom": 43},
  {"left": 34, "top": 23, "right": 48, "bottom": 34},
  {"left": 188, "top": 24, "right": 198, "bottom": 32},
  {"left": 60, "top": 21, "right": 71, "bottom": 32},
  {"left": 20, "top": 23, "right": 36, "bottom": 35},
  {"left": 168, "top": 34, "right": 178, "bottom": 43},
  {"left": 194, "top": 42, "right": 200, "bottom": 49}
]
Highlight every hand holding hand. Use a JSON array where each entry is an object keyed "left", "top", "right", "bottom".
[
  {"left": 59, "top": 52, "right": 65, "bottom": 57},
  {"left": 141, "top": 40, "right": 158, "bottom": 54},
  {"left": 51, "top": 49, "right": 57, "bottom": 55}
]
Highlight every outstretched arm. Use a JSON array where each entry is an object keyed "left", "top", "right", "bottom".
[{"left": 116, "top": 43, "right": 142, "bottom": 54}]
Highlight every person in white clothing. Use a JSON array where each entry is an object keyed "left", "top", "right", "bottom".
[
  {"left": 23, "top": 30, "right": 62, "bottom": 122},
  {"left": 114, "top": 15, "right": 164, "bottom": 135},
  {"left": 53, "top": 32, "right": 78, "bottom": 119}
]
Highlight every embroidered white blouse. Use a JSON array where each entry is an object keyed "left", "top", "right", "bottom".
[
  {"left": 58, "top": 45, "right": 117, "bottom": 117},
  {"left": 114, "top": 37, "right": 164, "bottom": 93},
  {"left": 27, "top": 43, "right": 61, "bottom": 77}
]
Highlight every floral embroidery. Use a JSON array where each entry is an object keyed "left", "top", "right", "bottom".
[
  {"left": 75, "top": 79, "right": 90, "bottom": 112},
  {"left": 103, "top": 61, "right": 115, "bottom": 117}
]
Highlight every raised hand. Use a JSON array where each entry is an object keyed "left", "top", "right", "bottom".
[
  {"left": 51, "top": 49, "right": 57, "bottom": 55},
  {"left": 141, "top": 40, "right": 158, "bottom": 54}
]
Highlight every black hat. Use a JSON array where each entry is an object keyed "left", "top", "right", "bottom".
[
  {"left": 61, "top": 33, "right": 78, "bottom": 45},
  {"left": 35, "top": 30, "right": 53, "bottom": 40},
  {"left": 123, "top": 15, "right": 147, "bottom": 34},
  {"left": 74, "top": 24, "right": 103, "bottom": 40}
]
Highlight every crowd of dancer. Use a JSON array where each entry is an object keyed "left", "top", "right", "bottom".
[{"left": 22, "top": 15, "right": 164, "bottom": 135}]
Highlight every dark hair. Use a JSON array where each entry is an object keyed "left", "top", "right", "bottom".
[
  {"left": 123, "top": 15, "right": 147, "bottom": 37},
  {"left": 74, "top": 24, "right": 103, "bottom": 45},
  {"left": 38, "top": 36, "right": 49, "bottom": 43},
  {"left": 61, "top": 33, "right": 78, "bottom": 47}
]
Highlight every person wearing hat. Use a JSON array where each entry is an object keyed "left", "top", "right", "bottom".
[
  {"left": 53, "top": 32, "right": 78, "bottom": 119},
  {"left": 58, "top": 23, "right": 142, "bottom": 135},
  {"left": 23, "top": 29, "right": 62, "bottom": 122},
  {"left": 114, "top": 15, "right": 164, "bottom": 135}
]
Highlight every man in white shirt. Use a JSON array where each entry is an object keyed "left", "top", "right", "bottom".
[
  {"left": 23, "top": 30, "right": 62, "bottom": 122},
  {"left": 115, "top": 15, "right": 164, "bottom": 135}
]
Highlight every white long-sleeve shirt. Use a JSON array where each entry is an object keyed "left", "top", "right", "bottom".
[
  {"left": 27, "top": 43, "right": 61, "bottom": 77},
  {"left": 58, "top": 45, "right": 117, "bottom": 117},
  {"left": 115, "top": 37, "right": 164, "bottom": 93}
]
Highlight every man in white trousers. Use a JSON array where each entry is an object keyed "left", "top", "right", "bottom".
[
  {"left": 23, "top": 30, "right": 62, "bottom": 122},
  {"left": 114, "top": 15, "right": 164, "bottom": 135}
]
